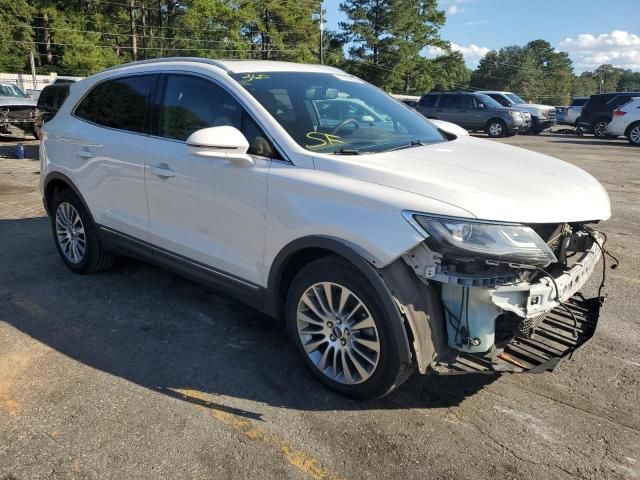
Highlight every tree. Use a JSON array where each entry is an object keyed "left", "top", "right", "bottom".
[
  {"left": 617, "top": 69, "right": 640, "bottom": 92},
  {"left": 339, "top": 0, "right": 447, "bottom": 92},
  {"left": 471, "top": 40, "right": 574, "bottom": 105},
  {"left": 0, "top": 0, "right": 33, "bottom": 72}
]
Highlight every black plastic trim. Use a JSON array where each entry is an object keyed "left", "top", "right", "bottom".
[
  {"left": 97, "top": 225, "right": 265, "bottom": 310},
  {"left": 42, "top": 171, "right": 95, "bottom": 221}
]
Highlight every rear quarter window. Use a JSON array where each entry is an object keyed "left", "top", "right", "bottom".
[{"left": 74, "top": 82, "right": 110, "bottom": 122}]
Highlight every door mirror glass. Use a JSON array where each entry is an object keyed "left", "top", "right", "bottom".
[
  {"left": 186, "top": 126, "right": 254, "bottom": 167},
  {"left": 476, "top": 103, "right": 485, "bottom": 109},
  {"left": 361, "top": 114, "right": 375, "bottom": 123}
]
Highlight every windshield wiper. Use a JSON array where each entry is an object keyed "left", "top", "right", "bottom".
[
  {"left": 333, "top": 148, "right": 360, "bottom": 155},
  {"left": 386, "top": 140, "right": 430, "bottom": 152}
]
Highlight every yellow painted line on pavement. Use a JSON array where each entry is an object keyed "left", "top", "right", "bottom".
[{"left": 173, "top": 388, "right": 345, "bottom": 480}]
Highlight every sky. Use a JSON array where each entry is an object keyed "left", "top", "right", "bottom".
[{"left": 322, "top": 0, "right": 640, "bottom": 73}]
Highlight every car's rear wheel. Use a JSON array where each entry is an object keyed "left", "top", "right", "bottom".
[
  {"left": 50, "top": 189, "right": 115, "bottom": 273},
  {"left": 285, "top": 255, "right": 414, "bottom": 400},
  {"left": 627, "top": 123, "right": 640, "bottom": 146},
  {"left": 593, "top": 118, "right": 609, "bottom": 138},
  {"left": 486, "top": 119, "right": 507, "bottom": 138}
]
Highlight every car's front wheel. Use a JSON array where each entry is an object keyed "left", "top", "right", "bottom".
[
  {"left": 50, "top": 189, "right": 115, "bottom": 273},
  {"left": 285, "top": 255, "right": 414, "bottom": 400},
  {"left": 486, "top": 119, "right": 507, "bottom": 138}
]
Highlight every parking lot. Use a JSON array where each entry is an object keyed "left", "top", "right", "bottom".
[{"left": 0, "top": 132, "right": 638, "bottom": 479}]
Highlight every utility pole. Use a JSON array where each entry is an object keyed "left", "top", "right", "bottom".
[
  {"left": 29, "top": 51, "right": 37, "bottom": 89},
  {"left": 319, "top": 1, "right": 324, "bottom": 65}
]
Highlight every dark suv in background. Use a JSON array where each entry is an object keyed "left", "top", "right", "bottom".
[
  {"left": 34, "top": 82, "right": 72, "bottom": 139},
  {"left": 416, "top": 92, "right": 528, "bottom": 137},
  {"left": 579, "top": 92, "right": 640, "bottom": 137}
]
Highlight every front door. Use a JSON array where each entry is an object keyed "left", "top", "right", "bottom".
[{"left": 144, "top": 74, "right": 276, "bottom": 285}]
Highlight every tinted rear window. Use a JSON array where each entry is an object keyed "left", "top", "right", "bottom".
[
  {"left": 74, "top": 82, "right": 110, "bottom": 122},
  {"left": 95, "top": 76, "right": 152, "bottom": 133},
  {"left": 438, "top": 94, "right": 462, "bottom": 109},
  {"left": 570, "top": 98, "right": 588, "bottom": 107}
]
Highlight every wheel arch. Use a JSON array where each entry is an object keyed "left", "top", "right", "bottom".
[
  {"left": 265, "top": 236, "right": 414, "bottom": 365},
  {"left": 625, "top": 120, "right": 640, "bottom": 138},
  {"left": 43, "top": 172, "right": 95, "bottom": 224},
  {"left": 485, "top": 116, "right": 506, "bottom": 128}
]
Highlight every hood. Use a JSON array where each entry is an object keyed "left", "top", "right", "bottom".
[
  {"left": 314, "top": 136, "right": 611, "bottom": 224},
  {"left": 515, "top": 103, "right": 554, "bottom": 112},
  {"left": 0, "top": 96, "right": 37, "bottom": 107}
]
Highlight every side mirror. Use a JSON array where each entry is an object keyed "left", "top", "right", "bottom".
[
  {"left": 361, "top": 115, "right": 375, "bottom": 123},
  {"left": 476, "top": 103, "right": 485, "bottom": 109},
  {"left": 185, "top": 126, "right": 254, "bottom": 167}
]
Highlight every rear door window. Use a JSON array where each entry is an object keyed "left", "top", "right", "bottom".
[
  {"left": 438, "top": 94, "right": 462, "bottom": 109},
  {"left": 95, "top": 76, "right": 153, "bottom": 133}
]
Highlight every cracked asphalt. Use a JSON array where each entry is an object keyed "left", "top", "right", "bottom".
[{"left": 0, "top": 132, "right": 639, "bottom": 480}]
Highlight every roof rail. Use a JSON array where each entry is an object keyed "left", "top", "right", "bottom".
[{"left": 101, "top": 57, "right": 230, "bottom": 73}]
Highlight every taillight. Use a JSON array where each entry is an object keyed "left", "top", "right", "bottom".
[{"left": 612, "top": 109, "right": 626, "bottom": 116}]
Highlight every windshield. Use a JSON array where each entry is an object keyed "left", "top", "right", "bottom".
[
  {"left": 506, "top": 93, "right": 527, "bottom": 104},
  {"left": 0, "top": 84, "right": 28, "bottom": 98},
  {"left": 230, "top": 71, "right": 446, "bottom": 154},
  {"left": 476, "top": 94, "right": 503, "bottom": 109}
]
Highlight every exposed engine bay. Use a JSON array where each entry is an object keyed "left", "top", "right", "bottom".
[{"left": 401, "top": 221, "right": 609, "bottom": 371}]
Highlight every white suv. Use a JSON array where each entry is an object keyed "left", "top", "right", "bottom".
[
  {"left": 606, "top": 97, "right": 640, "bottom": 146},
  {"left": 40, "top": 58, "right": 611, "bottom": 399}
]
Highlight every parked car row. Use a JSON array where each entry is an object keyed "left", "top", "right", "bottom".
[
  {"left": 413, "top": 91, "right": 540, "bottom": 138},
  {"left": 557, "top": 92, "right": 640, "bottom": 145}
]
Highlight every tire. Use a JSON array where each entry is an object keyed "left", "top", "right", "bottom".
[
  {"left": 285, "top": 255, "right": 414, "bottom": 400},
  {"left": 626, "top": 122, "right": 640, "bottom": 146},
  {"left": 592, "top": 118, "right": 610, "bottom": 138},
  {"left": 50, "top": 189, "right": 115, "bottom": 273},
  {"left": 486, "top": 119, "right": 507, "bottom": 138}
]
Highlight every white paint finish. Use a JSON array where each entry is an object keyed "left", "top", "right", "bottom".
[
  {"left": 262, "top": 161, "right": 471, "bottom": 282},
  {"left": 42, "top": 117, "right": 149, "bottom": 240},
  {"left": 144, "top": 136, "right": 270, "bottom": 284},
  {"left": 313, "top": 135, "right": 611, "bottom": 223}
]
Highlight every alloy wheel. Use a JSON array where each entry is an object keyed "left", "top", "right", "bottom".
[
  {"left": 489, "top": 122, "right": 503, "bottom": 136},
  {"left": 594, "top": 120, "right": 608, "bottom": 137},
  {"left": 55, "top": 202, "right": 86, "bottom": 264},
  {"left": 296, "top": 282, "right": 380, "bottom": 385},
  {"left": 630, "top": 125, "right": 640, "bottom": 145}
]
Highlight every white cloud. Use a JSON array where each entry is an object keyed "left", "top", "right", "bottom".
[
  {"left": 425, "top": 42, "right": 490, "bottom": 68},
  {"left": 447, "top": 5, "right": 465, "bottom": 15},
  {"left": 464, "top": 20, "right": 488, "bottom": 26},
  {"left": 559, "top": 30, "right": 640, "bottom": 71}
]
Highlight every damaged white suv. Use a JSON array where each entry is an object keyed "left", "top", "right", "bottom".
[{"left": 40, "top": 58, "right": 611, "bottom": 399}]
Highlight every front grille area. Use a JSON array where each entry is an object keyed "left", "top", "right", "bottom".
[{"left": 2, "top": 106, "right": 35, "bottom": 121}]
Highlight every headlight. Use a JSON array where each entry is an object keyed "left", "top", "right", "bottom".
[
  {"left": 508, "top": 111, "right": 522, "bottom": 119},
  {"left": 404, "top": 213, "right": 557, "bottom": 267}
]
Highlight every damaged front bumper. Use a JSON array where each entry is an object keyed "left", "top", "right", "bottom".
[
  {"left": 396, "top": 230, "right": 605, "bottom": 375},
  {"left": 431, "top": 294, "right": 601, "bottom": 374}
]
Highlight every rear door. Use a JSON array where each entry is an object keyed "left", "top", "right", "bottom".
[
  {"left": 416, "top": 94, "right": 438, "bottom": 118},
  {"left": 436, "top": 94, "right": 464, "bottom": 125},
  {"left": 60, "top": 74, "right": 154, "bottom": 240}
]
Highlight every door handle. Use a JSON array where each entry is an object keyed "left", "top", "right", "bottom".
[
  {"left": 150, "top": 164, "right": 175, "bottom": 178},
  {"left": 76, "top": 149, "right": 93, "bottom": 159}
]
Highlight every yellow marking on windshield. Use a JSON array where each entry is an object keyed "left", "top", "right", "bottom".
[
  {"left": 305, "top": 132, "right": 345, "bottom": 150},
  {"left": 241, "top": 73, "right": 270, "bottom": 82}
]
